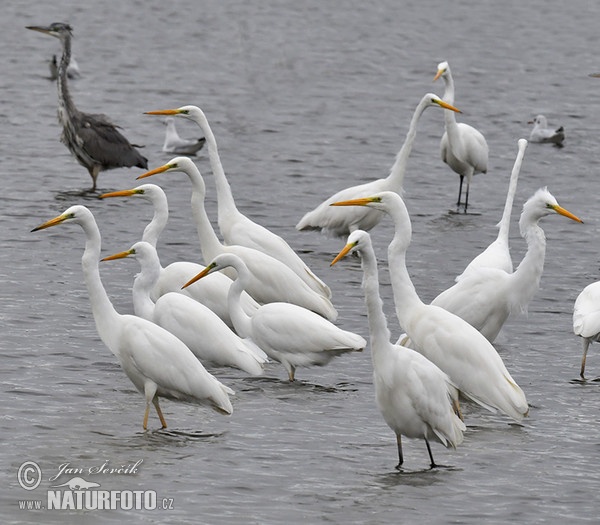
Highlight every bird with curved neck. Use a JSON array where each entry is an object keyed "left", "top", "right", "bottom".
[
  {"left": 144, "top": 105, "right": 330, "bottom": 299},
  {"left": 434, "top": 60, "right": 488, "bottom": 212},
  {"left": 182, "top": 253, "right": 365, "bottom": 382},
  {"left": 331, "top": 191, "right": 529, "bottom": 423},
  {"left": 432, "top": 187, "right": 583, "bottom": 342},
  {"left": 31, "top": 205, "right": 234, "bottom": 430},
  {"left": 26, "top": 23, "right": 147, "bottom": 191},
  {"left": 99, "top": 183, "right": 259, "bottom": 331},
  {"left": 137, "top": 157, "right": 338, "bottom": 320},
  {"left": 102, "top": 241, "right": 267, "bottom": 376},
  {"left": 331, "top": 230, "right": 465, "bottom": 469},
  {"left": 573, "top": 281, "right": 600, "bottom": 379},
  {"left": 294, "top": 93, "right": 461, "bottom": 238}
]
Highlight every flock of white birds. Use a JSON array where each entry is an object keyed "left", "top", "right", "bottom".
[{"left": 29, "top": 32, "right": 598, "bottom": 469}]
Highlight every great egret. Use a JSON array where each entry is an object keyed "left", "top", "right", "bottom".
[
  {"left": 295, "top": 93, "right": 461, "bottom": 238},
  {"left": 182, "top": 253, "right": 365, "bottom": 382},
  {"left": 102, "top": 241, "right": 267, "bottom": 376},
  {"left": 331, "top": 192, "right": 529, "bottom": 422},
  {"left": 99, "top": 183, "right": 259, "bottom": 330},
  {"left": 573, "top": 281, "right": 600, "bottom": 379},
  {"left": 331, "top": 230, "right": 465, "bottom": 469},
  {"left": 26, "top": 23, "right": 147, "bottom": 191},
  {"left": 528, "top": 115, "right": 565, "bottom": 146},
  {"left": 434, "top": 61, "right": 489, "bottom": 211},
  {"left": 432, "top": 187, "right": 583, "bottom": 342},
  {"left": 31, "top": 205, "right": 234, "bottom": 430},
  {"left": 145, "top": 106, "right": 331, "bottom": 298},
  {"left": 137, "top": 157, "right": 338, "bottom": 320},
  {"left": 457, "top": 139, "right": 528, "bottom": 278},
  {"left": 162, "top": 117, "right": 206, "bottom": 155}
]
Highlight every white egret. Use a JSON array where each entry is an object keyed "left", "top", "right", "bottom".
[
  {"left": 457, "top": 139, "right": 528, "bottom": 278},
  {"left": 137, "top": 157, "right": 338, "bottom": 320},
  {"left": 102, "top": 241, "right": 268, "bottom": 376},
  {"left": 331, "top": 192, "right": 529, "bottom": 422},
  {"left": 528, "top": 115, "right": 565, "bottom": 146},
  {"left": 331, "top": 230, "right": 465, "bottom": 469},
  {"left": 183, "top": 253, "right": 365, "bottom": 382},
  {"left": 432, "top": 187, "right": 583, "bottom": 342},
  {"left": 162, "top": 117, "right": 206, "bottom": 155},
  {"left": 99, "top": 183, "right": 259, "bottom": 330},
  {"left": 434, "top": 61, "right": 489, "bottom": 211},
  {"left": 295, "top": 93, "right": 461, "bottom": 238},
  {"left": 31, "top": 205, "right": 234, "bottom": 430},
  {"left": 573, "top": 281, "right": 600, "bottom": 379},
  {"left": 145, "top": 106, "right": 331, "bottom": 298}
]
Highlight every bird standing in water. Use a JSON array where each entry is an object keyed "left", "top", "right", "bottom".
[{"left": 27, "top": 23, "right": 148, "bottom": 191}]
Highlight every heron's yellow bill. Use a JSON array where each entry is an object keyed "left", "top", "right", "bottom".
[
  {"left": 144, "top": 109, "right": 182, "bottom": 116},
  {"left": 137, "top": 164, "right": 172, "bottom": 180},
  {"left": 31, "top": 213, "right": 70, "bottom": 232},
  {"left": 182, "top": 262, "right": 217, "bottom": 289},
  {"left": 101, "top": 249, "right": 134, "bottom": 262},
  {"left": 99, "top": 189, "right": 141, "bottom": 199},
  {"left": 435, "top": 99, "right": 461, "bottom": 113},
  {"left": 433, "top": 68, "right": 445, "bottom": 82},
  {"left": 552, "top": 205, "right": 583, "bottom": 224},
  {"left": 330, "top": 241, "right": 358, "bottom": 267},
  {"left": 330, "top": 196, "right": 380, "bottom": 207}
]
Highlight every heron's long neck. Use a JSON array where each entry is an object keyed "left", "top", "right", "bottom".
[
  {"left": 80, "top": 219, "right": 120, "bottom": 353},
  {"left": 386, "top": 98, "right": 430, "bottom": 189},
  {"left": 386, "top": 204, "right": 423, "bottom": 323},
  {"left": 131, "top": 255, "right": 161, "bottom": 321},
  {"left": 441, "top": 73, "right": 460, "bottom": 139},
  {"left": 57, "top": 34, "right": 77, "bottom": 127},
  {"left": 511, "top": 213, "right": 546, "bottom": 311},
  {"left": 359, "top": 245, "right": 392, "bottom": 357},
  {"left": 187, "top": 168, "right": 223, "bottom": 263},
  {"left": 442, "top": 72, "right": 455, "bottom": 105},
  {"left": 141, "top": 197, "right": 168, "bottom": 248},
  {"left": 193, "top": 111, "right": 240, "bottom": 225},
  {"left": 497, "top": 143, "right": 526, "bottom": 243},
  {"left": 226, "top": 265, "right": 253, "bottom": 338}
]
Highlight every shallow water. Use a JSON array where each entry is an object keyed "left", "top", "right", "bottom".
[{"left": 2, "top": 1, "right": 600, "bottom": 523}]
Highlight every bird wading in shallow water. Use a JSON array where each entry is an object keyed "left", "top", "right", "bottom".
[
  {"left": 573, "top": 281, "right": 600, "bottom": 379},
  {"left": 32, "top": 205, "right": 234, "bottom": 430},
  {"left": 294, "top": 93, "right": 461, "bottom": 238},
  {"left": 182, "top": 253, "right": 366, "bottom": 382},
  {"left": 331, "top": 230, "right": 465, "bottom": 469},
  {"left": 27, "top": 23, "right": 148, "bottom": 191},
  {"left": 331, "top": 192, "right": 529, "bottom": 423},
  {"left": 434, "top": 61, "right": 489, "bottom": 212}
]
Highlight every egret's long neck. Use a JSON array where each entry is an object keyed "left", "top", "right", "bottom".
[
  {"left": 185, "top": 166, "right": 223, "bottom": 263},
  {"left": 131, "top": 253, "right": 161, "bottom": 321},
  {"left": 191, "top": 111, "right": 240, "bottom": 226},
  {"left": 386, "top": 97, "right": 431, "bottom": 189},
  {"left": 441, "top": 72, "right": 460, "bottom": 138},
  {"left": 497, "top": 143, "right": 526, "bottom": 243},
  {"left": 442, "top": 71, "right": 455, "bottom": 105},
  {"left": 141, "top": 195, "right": 168, "bottom": 248},
  {"left": 79, "top": 218, "right": 120, "bottom": 354},
  {"left": 226, "top": 264, "right": 253, "bottom": 338},
  {"left": 511, "top": 212, "right": 546, "bottom": 311},
  {"left": 385, "top": 202, "right": 423, "bottom": 323}
]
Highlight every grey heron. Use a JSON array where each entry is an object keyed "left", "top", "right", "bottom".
[{"left": 26, "top": 22, "right": 148, "bottom": 191}]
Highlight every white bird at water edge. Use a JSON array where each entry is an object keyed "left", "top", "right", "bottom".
[
  {"left": 31, "top": 205, "right": 234, "bottom": 430},
  {"left": 528, "top": 115, "right": 565, "bottom": 146},
  {"left": 573, "top": 281, "right": 600, "bottom": 379},
  {"left": 331, "top": 230, "right": 465, "bottom": 469},
  {"left": 161, "top": 117, "right": 206, "bottom": 155}
]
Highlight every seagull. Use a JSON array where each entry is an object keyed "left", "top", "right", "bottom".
[
  {"left": 162, "top": 117, "right": 206, "bottom": 155},
  {"left": 528, "top": 115, "right": 565, "bottom": 146}
]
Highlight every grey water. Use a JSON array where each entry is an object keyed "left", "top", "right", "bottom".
[{"left": 2, "top": 0, "right": 600, "bottom": 523}]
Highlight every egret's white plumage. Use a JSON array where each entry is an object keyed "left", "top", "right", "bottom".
[
  {"left": 100, "top": 184, "right": 259, "bottom": 330},
  {"left": 528, "top": 115, "right": 565, "bottom": 146},
  {"left": 31, "top": 205, "right": 234, "bottom": 430},
  {"left": 331, "top": 192, "right": 529, "bottom": 422},
  {"left": 138, "top": 157, "right": 338, "bottom": 320},
  {"left": 432, "top": 187, "right": 583, "bottom": 342},
  {"left": 434, "top": 61, "right": 489, "bottom": 211},
  {"left": 331, "top": 230, "right": 465, "bottom": 469},
  {"left": 458, "top": 139, "right": 528, "bottom": 278},
  {"left": 295, "top": 93, "right": 461, "bottom": 238},
  {"left": 162, "top": 117, "right": 206, "bottom": 155},
  {"left": 145, "top": 106, "right": 331, "bottom": 298},
  {"left": 573, "top": 281, "right": 600, "bottom": 379},
  {"left": 183, "top": 253, "right": 365, "bottom": 382},
  {"left": 102, "top": 241, "right": 268, "bottom": 376}
]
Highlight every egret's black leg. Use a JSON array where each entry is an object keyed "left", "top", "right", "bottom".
[
  {"left": 395, "top": 434, "right": 404, "bottom": 470},
  {"left": 456, "top": 175, "right": 464, "bottom": 206},
  {"left": 425, "top": 439, "right": 437, "bottom": 469}
]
